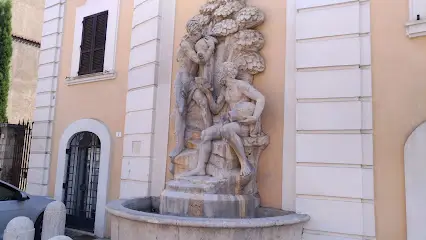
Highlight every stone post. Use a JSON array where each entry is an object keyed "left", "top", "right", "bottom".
[
  {"left": 41, "top": 201, "right": 66, "bottom": 240},
  {"left": 3, "top": 216, "right": 35, "bottom": 240},
  {"left": 48, "top": 236, "right": 73, "bottom": 240}
]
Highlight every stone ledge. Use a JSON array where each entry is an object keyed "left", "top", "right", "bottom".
[
  {"left": 107, "top": 198, "right": 310, "bottom": 228},
  {"left": 406, "top": 19, "right": 426, "bottom": 38},
  {"left": 166, "top": 176, "right": 228, "bottom": 194},
  {"left": 160, "top": 190, "right": 259, "bottom": 218},
  {"left": 66, "top": 71, "right": 116, "bottom": 86}
]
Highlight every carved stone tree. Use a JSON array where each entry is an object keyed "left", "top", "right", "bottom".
[
  {"left": 204, "top": 0, "right": 266, "bottom": 96},
  {"left": 162, "top": 0, "right": 269, "bottom": 219}
]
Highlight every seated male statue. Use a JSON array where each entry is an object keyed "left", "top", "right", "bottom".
[{"left": 179, "top": 62, "right": 266, "bottom": 177}]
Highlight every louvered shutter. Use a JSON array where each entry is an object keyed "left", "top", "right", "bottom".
[
  {"left": 78, "top": 15, "right": 94, "bottom": 75},
  {"left": 78, "top": 11, "right": 108, "bottom": 76},
  {"left": 92, "top": 11, "right": 108, "bottom": 73}
]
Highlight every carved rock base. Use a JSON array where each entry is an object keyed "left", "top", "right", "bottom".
[
  {"left": 171, "top": 140, "right": 239, "bottom": 176},
  {"left": 170, "top": 149, "right": 198, "bottom": 176},
  {"left": 171, "top": 136, "right": 269, "bottom": 195},
  {"left": 160, "top": 176, "right": 260, "bottom": 218}
]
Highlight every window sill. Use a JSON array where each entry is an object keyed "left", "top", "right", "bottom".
[
  {"left": 66, "top": 71, "right": 116, "bottom": 86},
  {"left": 406, "top": 19, "right": 426, "bottom": 38}
]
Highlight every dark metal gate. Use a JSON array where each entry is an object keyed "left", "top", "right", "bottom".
[
  {"left": 63, "top": 132, "right": 101, "bottom": 232},
  {"left": 0, "top": 121, "right": 32, "bottom": 190}
]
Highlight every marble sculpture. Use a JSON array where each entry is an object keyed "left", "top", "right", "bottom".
[{"left": 161, "top": 0, "right": 269, "bottom": 219}]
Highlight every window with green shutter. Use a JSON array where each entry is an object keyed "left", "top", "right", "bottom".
[{"left": 78, "top": 11, "right": 108, "bottom": 76}]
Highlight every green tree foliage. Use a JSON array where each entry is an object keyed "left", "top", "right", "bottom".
[{"left": 0, "top": 0, "right": 12, "bottom": 123}]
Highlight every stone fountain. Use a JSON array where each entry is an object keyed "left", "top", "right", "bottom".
[{"left": 106, "top": 0, "right": 309, "bottom": 239}]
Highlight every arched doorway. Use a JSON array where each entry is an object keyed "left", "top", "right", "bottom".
[
  {"left": 405, "top": 121, "right": 426, "bottom": 240},
  {"left": 63, "top": 132, "right": 101, "bottom": 232},
  {"left": 55, "top": 119, "right": 111, "bottom": 237}
]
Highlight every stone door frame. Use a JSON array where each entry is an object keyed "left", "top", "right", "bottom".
[{"left": 54, "top": 118, "right": 111, "bottom": 237}]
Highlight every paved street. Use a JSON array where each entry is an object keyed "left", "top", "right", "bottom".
[{"left": 65, "top": 229, "right": 109, "bottom": 240}]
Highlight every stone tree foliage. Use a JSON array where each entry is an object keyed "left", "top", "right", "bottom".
[
  {"left": 0, "top": 0, "right": 12, "bottom": 123},
  {"left": 197, "top": 0, "right": 265, "bottom": 92}
]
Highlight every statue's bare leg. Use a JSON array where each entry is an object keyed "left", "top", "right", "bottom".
[
  {"left": 170, "top": 109, "right": 186, "bottom": 159},
  {"left": 178, "top": 125, "right": 221, "bottom": 178},
  {"left": 193, "top": 89, "right": 212, "bottom": 129},
  {"left": 170, "top": 74, "right": 189, "bottom": 159},
  {"left": 169, "top": 86, "right": 187, "bottom": 160},
  {"left": 222, "top": 122, "right": 252, "bottom": 176}
]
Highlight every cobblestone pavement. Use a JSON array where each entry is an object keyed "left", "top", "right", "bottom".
[{"left": 65, "top": 229, "right": 109, "bottom": 240}]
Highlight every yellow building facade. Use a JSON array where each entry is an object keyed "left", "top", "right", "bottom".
[{"left": 26, "top": 0, "right": 426, "bottom": 239}]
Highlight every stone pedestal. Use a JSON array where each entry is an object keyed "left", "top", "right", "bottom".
[{"left": 160, "top": 176, "right": 260, "bottom": 218}]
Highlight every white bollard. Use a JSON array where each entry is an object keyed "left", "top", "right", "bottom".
[
  {"left": 3, "top": 216, "right": 35, "bottom": 240},
  {"left": 48, "top": 236, "right": 73, "bottom": 240},
  {"left": 41, "top": 201, "right": 66, "bottom": 240}
]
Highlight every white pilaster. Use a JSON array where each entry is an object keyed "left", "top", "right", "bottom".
[
  {"left": 284, "top": 0, "right": 376, "bottom": 239},
  {"left": 282, "top": 0, "right": 297, "bottom": 211},
  {"left": 27, "top": 0, "right": 65, "bottom": 196},
  {"left": 120, "top": 0, "right": 175, "bottom": 198}
]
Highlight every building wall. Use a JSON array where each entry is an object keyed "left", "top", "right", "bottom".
[
  {"left": 11, "top": 0, "right": 44, "bottom": 42},
  {"left": 119, "top": 0, "right": 176, "bottom": 199},
  {"left": 27, "top": 0, "right": 426, "bottom": 239},
  {"left": 46, "top": 0, "right": 132, "bottom": 205},
  {"left": 28, "top": 0, "right": 176, "bottom": 236},
  {"left": 371, "top": 0, "right": 426, "bottom": 239},
  {"left": 7, "top": 41, "right": 39, "bottom": 123},
  {"left": 168, "top": 0, "right": 287, "bottom": 209},
  {"left": 7, "top": 0, "right": 44, "bottom": 123},
  {"left": 40, "top": 0, "right": 132, "bottom": 236}
]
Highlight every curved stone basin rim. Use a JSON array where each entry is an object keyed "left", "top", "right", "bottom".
[{"left": 106, "top": 199, "right": 310, "bottom": 229}]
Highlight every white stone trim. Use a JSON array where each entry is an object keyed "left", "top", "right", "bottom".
[
  {"left": 404, "top": 122, "right": 426, "bottom": 240},
  {"left": 120, "top": 0, "right": 174, "bottom": 199},
  {"left": 27, "top": 0, "right": 66, "bottom": 196},
  {"left": 409, "top": 0, "right": 426, "bottom": 21},
  {"left": 406, "top": 19, "right": 426, "bottom": 38},
  {"left": 54, "top": 119, "right": 111, "bottom": 238},
  {"left": 282, "top": 0, "right": 297, "bottom": 211},
  {"left": 66, "top": 71, "right": 116, "bottom": 85},
  {"left": 284, "top": 0, "right": 376, "bottom": 238},
  {"left": 406, "top": 0, "right": 426, "bottom": 38},
  {"left": 70, "top": 0, "right": 120, "bottom": 78},
  {"left": 296, "top": 0, "right": 355, "bottom": 10},
  {"left": 150, "top": 0, "right": 176, "bottom": 197}
]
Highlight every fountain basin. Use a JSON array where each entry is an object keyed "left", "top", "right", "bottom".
[{"left": 106, "top": 197, "right": 310, "bottom": 240}]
